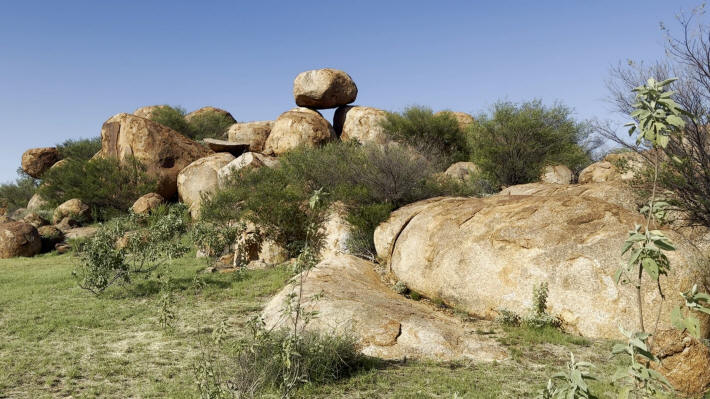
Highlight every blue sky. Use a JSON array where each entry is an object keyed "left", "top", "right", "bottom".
[{"left": 0, "top": 0, "right": 703, "bottom": 183}]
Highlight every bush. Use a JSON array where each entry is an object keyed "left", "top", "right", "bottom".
[
  {"left": 0, "top": 169, "right": 39, "bottom": 212},
  {"left": 38, "top": 157, "right": 157, "bottom": 221},
  {"left": 381, "top": 105, "right": 470, "bottom": 165},
  {"left": 149, "top": 105, "right": 233, "bottom": 140},
  {"left": 470, "top": 100, "right": 595, "bottom": 188},
  {"left": 56, "top": 137, "right": 102, "bottom": 160}
]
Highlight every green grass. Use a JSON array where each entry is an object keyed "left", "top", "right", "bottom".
[{"left": 0, "top": 253, "right": 681, "bottom": 398}]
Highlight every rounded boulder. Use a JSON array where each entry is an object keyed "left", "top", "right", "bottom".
[
  {"left": 21, "top": 147, "right": 60, "bottom": 178},
  {"left": 177, "top": 153, "right": 236, "bottom": 218},
  {"left": 293, "top": 68, "right": 357, "bottom": 109},
  {"left": 263, "top": 108, "right": 336, "bottom": 156},
  {"left": 0, "top": 221, "right": 42, "bottom": 258}
]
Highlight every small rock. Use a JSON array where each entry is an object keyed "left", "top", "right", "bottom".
[
  {"left": 293, "top": 68, "right": 358, "bottom": 109},
  {"left": 53, "top": 199, "right": 90, "bottom": 225},
  {"left": 131, "top": 193, "right": 165, "bottom": 215},
  {"left": 540, "top": 165, "right": 573, "bottom": 184}
]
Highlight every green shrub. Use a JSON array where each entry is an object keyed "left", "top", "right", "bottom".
[
  {"left": 38, "top": 157, "right": 156, "bottom": 221},
  {"left": 149, "top": 105, "right": 233, "bottom": 140},
  {"left": 470, "top": 100, "right": 594, "bottom": 188},
  {"left": 381, "top": 105, "right": 469, "bottom": 165},
  {"left": 0, "top": 169, "right": 39, "bottom": 212},
  {"left": 56, "top": 137, "right": 102, "bottom": 160},
  {"left": 149, "top": 106, "right": 192, "bottom": 137}
]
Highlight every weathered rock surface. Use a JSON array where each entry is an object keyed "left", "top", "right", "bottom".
[
  {"left": 0, "top": 222, "right": 41, "bottom": 258},
  {"left": 578, "top": 152, "right": 645, "bottom": 185},
  {"left": 133, "top": 105, "right": 166, "bottom": 119},
  {"left": 21, "top": 147, "right": 60, "bottom": 178},
  {"left": 319, "top": 202, "right": 352, "bottom": 259},
  {"left": 52, "top": 199, "right": 90, "bottom": 225},
  {"left": 374, "top": 195, "right": 708, "bottom": 339},
  {"left": 98, "top": 113, "right": 213, "bottom": 199},
  {"left": 27, "top": 193, "right": 48, "bottom": 212},
  {"left": 540, "top": 165, "right": 573, "bottom": 184},
  {"left": 263, "top": 108, "right": 336, "bottom": 156},
  {"left": 444, "top": 162, "right": 480, "bottom": 182},
  {"left": 498, "top": 182, "right": 639, "bottom": 214},
  {"left": 37, "top": 225, "right": 64, "bottom": 253},
  {"left": 217, "top": 152, "right": 278, "bottom": 188},
  {"left": 131, "top": 193, "right": 165, "bottom": 215},
  {"left": 333, "top": 106, "right": 389, "bottom": 145},
  {"left": 293, "top": 68, "right": 357, "bottom": 109},
  {"left": 202, "top": 138, "right": 249, "bottom": 156},
  {"left": 651, "top": 329, "right": 710, "bottom": 396},
  {"left": 227, "top": 121, "right": 273, "bottom": 153},
  {"left": 262, "top": 255, "right": 508, "bottom": 361},
  {"left": 435, "top": 111, "right": 475, "bottom": 131},
  {"left": 23, "top": 213, "right": 49, "bottom": 228},
  {"left": 177, "top": 153, "right": 235, "bottom": 218},
  {"left": 185, "top": 106, "right": 236, "bottom": 124}
]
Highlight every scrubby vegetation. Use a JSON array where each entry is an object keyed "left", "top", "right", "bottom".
[
  {"left": 56, "top": 137, "right": 102, "bottom": 161},
  {"left": 0, "top": 169, "right": 38, "bottom": 212},
  {"left": 149, "top": 105, "right": 234, "bottom": 140}
]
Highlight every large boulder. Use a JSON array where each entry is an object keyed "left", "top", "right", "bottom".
[
  {"left": 578, "top": 152, "right": 645, "bottom": 185},
  {"left": 131, "top": 193, "right": 165, "bottom": 215},
  {"left": 184, "top": 106, "right": 236, "bottom": 124},
  {"left": 435, "top": 111, "right": 475, "bottom": 131},
  {"left": 217, "top": 152, "right": 278, "bottom": 188},
  {"left": 293, "top": 68, "right": 357, "bottom": 109},
  {"left": 177, "top": 153, "right": 235, "bottom": 218},
  {"left": 37, "top": 225, "right": 64, "bottom": 253},
  {"left": 540, "top": 165, "right": 573, "bottom": 184},
  {"left": 263, "top": 108, "right": 336, "bottom": 156},
  {"left": 651, "top": 329, "right": 710, "bottom": 396},
  {"left": 133, "top": 105, "right": 166, "bottom": 119},
  {"left": 374, "top": 195, "right": 708, "bottom": 339},
  {"left": 21, "top": 147, "right": 60, "bottom": 178},
  {"left": 444, "top": 162, "right": 480, "bottom": 182},
  {"left": 52, "top": 199, "right": 90, "bottom": 225},
  {"left": 262, "top": 255, "right": 507, "bottom": 361},
  {"left": 26, "top": 193, "right": 48, "bottom": 212},
  {"left": 333, "top": 106, "right": 389, "bottom": 145},
  {"left": 98, "top": 113, "right": 213, "bottom": 199},
  {"left": 227, "top": 121, "right": 273, "bottom": 153},
  {"left": 0, "top": 222, "right": 42, "bottom": 258}
]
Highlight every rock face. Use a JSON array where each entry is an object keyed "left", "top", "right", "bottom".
[
  {"left": 227, "top": 121, "right": 273, "bottom": 153},
  {"left": 133, "top": 105, "right": 166, "bottom": 119},
  {"left": 293, "top": 68, "right": 357, "bottom": 109},
  {"left": 435, "top": 111, "right": 475, "bottom": 131},
  {"left": 21, "top": 147, "right": 60, "bottom": 178},
  {"left": 185, "top": 106, "right": 236, "bottom": 124},
  {"left": 333, "top": 106, "right": 389, "bottom": 145},
  {"left": 99, "top": 113, "right": 213, "bottom": 199},
  {"left": 177, "top": 153, "right": 235, "bottom": 218},
  {"left": 444, "top": 162, "right": 480, "bottom": 182},
  {"left": 263, "top": 108, "right": 336, "bottom": 156},
  {"left": 217, "top": 152, "right": 278, "bottom": 188},
  {"left": 262, "top": 255, "right": 508, "bottom": 361},
  {"left": 498, "top": 182, "right": 639, "bottom": 214},
  {"left": 540, "top": 165, "right": 573, "bottom": 184},
  {"left": 26, "top": 193, "right": 48, "bottom": 212},
  {"left": 651, "top": 329, "right": 710, "bottom": 396},
  {"left": 52, "top": 199, "right": 90, "bottom": 225},
  {"left": 131, "top": 193, "right": 165, "bottom": 214},
  {"left": 0, "top": 222, "right": 41, "bottom": 258},
  {"left": 37, "top": 225, "right": 64, "bottom": 253},
  {"left": 202, "top": 138, "right": 249, "bottom": 156},
  {"left": 374, "top": 196, "right": 708, "bottom": 339}
]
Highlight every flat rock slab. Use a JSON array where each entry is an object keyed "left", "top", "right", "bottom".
[
  {"left": 202, "top": 138, "right": 250, "bottom": 156},
  {"left": 262, "top": 254, "right": 507, "bottom": 362},
  {"left": 64, "top": 226, "right": 98, "bottom": 240}
]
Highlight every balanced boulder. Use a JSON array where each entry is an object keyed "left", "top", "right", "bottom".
[
  {"left": 21, "top": 147, "right": 60, "bottom": 178},
  {"left": 374, "top": 195, "right": 708, "bottom": 339},
  {"left": 177, "top": 153, "right": 235, "bottom": 218},
  {"left": 52, "top": 199, "right": 90, "bottom": 225},
  {"left": 540, "top": 164, "right": 573, "bottom": 184},
  {"left": 293, "top": 68, "right": 357, "bottom": 109},
  {"left": 131, "top": 193, "right": 165, "bottom": 215},
  {"left": 185, "top": 106, "right": 236, "bottom": 124},
  {"left": 263, "top": 108, "right": 336, "bottom": 156},
  {"left": 334, "top": 106, "right": 389, "bottom": 145},
  {"left": 98, "top": 113, "right": 213, "bottom": 199},
  {"left": 227, "top": 121, "right": 273, "bottom": 153},
  {"left": 0, "top": 221, "right": 41, "bottom": 258}
]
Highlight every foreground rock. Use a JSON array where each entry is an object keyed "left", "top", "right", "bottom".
[
  {"left": 293, "top": 68, "right": 358, "bottom": 109},
  {"left": 53, "top": 199, "right": 90, "bottom": 225},
  {"left": 263, "top": 108, "right": 336, "bottom": 156},
  {"left": 374, "top": 195, "right": 708, "bottom": 339},
  {"left": 202, "top": 138, "right": 249, "bottom": 156},
  {"left": 333, "top": 106, "right": 389, "bottom": 145},
  {"left": 444, "top": 162, "right": 480, "bottom": 182},
  {"left": 99, "top": 113, "right": 213, "bottom": 199},
  {"left": 177, "top": 153, "right": 235, "bottom": 218},
  {"left": 21, "top": 147, "right": 60, "bottom": 178},
  {"left": 0, "top": 222, "right": 42, "bottom": 258},
  {"left": 540, "top": 165, "right": 573, "bottom": 184},
  {"left": 217, "top": 152, "right": 278, "bottom": 188},
  {"left": 185, "top": 106, "right": 236, "bottom": 124},
  {"left": 226, "top": 121, "right": 273, "bottom": 153},
  {"left": 131, "top": 193, "right": 165, "bottom": 214},
  {"left": 651, "top": 329, "right": 710, "bottom": 396},
  {"left": 262, "top": 255, "right": 507, "bottom": 361}
]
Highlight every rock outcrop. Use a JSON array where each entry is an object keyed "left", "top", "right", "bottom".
[
  {"left": 293, "top": 68, "right": 357, "bottom": 109},
  {"left": 651, "top": 329, "right": 710, "bottom": 396},
  {"left": 263, "top": 108, "right": 336, "bottom": 156},
  {"left": 374, "top": 195, "right": 708, "bottom": 339},
  {"left": 185, "top": 106, "right": 236, "bottom": 124},
  {"left": 226, "top": 121, "right": 273, "bottom": 153},
  {"left": 131, "top": 193, "right": 165, "bottom": 215},
  {"left": 0, "top": 222, "right": 42, "bottom": 258},
  {"left": 444, "top": 162, "right": 480, "bottom": 182},
  {"left": 52, "top": 199, "right": 90, "bottom": 225},
  {"left": 540, "top": 165, "right": 573, "bottom": 184},
  {"left": 262, "top": 255, "right": 508, "bottom": 361},
  {"left": 333, "top": 106, "right": 389, "bottom": 145},
  {"left": 21, "top": 147, "right": 60, "bottom": 178},
  {"left": 98, "top": 113, "right": 213, "bottom": 199},
  {"left": 177, "top": 153, "right": 235, "bottom": 218}
]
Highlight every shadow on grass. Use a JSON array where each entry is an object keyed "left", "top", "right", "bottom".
[{"left": 107, "top": 271, "right": 234, "bottom": 299}]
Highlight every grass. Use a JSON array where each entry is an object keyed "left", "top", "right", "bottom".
[{"left": 0, "top": 253, "right": 682, "bottom": 398}]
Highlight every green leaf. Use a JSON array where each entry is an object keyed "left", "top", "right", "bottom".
[
  {"left": 641, "top": 257, "right": 659, "bottom": 280},
  {"left": 667, "top": 114, "right": 685, "bottom": 127}
]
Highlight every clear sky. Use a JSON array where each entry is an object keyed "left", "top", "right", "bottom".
[{"left": 0, "top": 0, "right": 703, "bottom": 183}]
